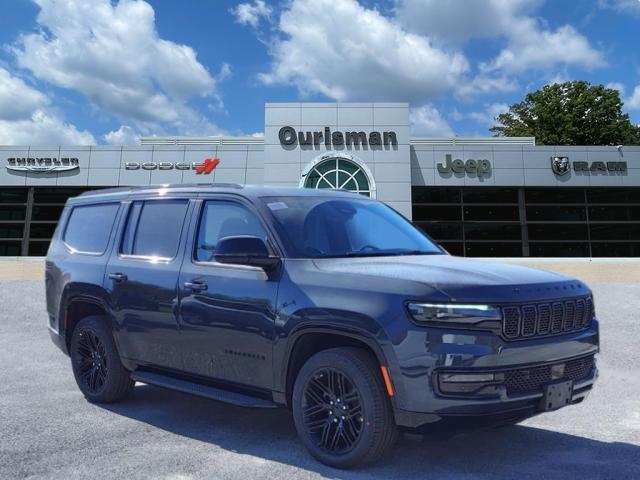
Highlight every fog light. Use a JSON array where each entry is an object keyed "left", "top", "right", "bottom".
[
  {"left": 438, "top": 372, "right": 504, "bottom": 395},
  {"left": 440, "top": 373, "right": 496, "bottom": 382}
]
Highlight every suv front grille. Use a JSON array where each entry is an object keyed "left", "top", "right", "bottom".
[
  {"left": 502, "top": 297, "right": 593, "bottom": 340},
  {"left": 505, "top": 355, "right": 595, "bottom": 396}
]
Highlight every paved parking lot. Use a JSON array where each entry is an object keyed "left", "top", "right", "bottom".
[{"left": 1, "top": 279, "right": 639, "bottom": 479}]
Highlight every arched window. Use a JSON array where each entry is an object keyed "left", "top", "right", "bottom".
[{"left": 303, "top": 157, "right": 372, "bottom": 197}]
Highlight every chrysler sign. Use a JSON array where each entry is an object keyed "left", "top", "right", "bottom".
[{"left": 6, "top": 157, "right": 79, "bottom": 173}]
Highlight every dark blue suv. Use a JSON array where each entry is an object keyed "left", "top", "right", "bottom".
[{"left": 46, "top": 184, "right": 599, "bottom": 468}]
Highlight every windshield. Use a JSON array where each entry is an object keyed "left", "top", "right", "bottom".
[{"left": 261, "top": 196, "right": 444, "bottom": 258}]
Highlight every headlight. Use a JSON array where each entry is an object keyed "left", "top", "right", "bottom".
[{"left": 407, "top": 303, "right": 502, "bottom": 325}]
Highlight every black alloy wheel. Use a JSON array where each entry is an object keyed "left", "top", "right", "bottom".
[
  {"left": 75, "top": 329, "right": 109, "bottom": 394},
  {"left": 292, "top": 347, "right": 397, "bottom": 469},
  {"left": 302, "top": 368, "right": 364, "bottom": 454},
  {"left": 70, "top": 316, "right": 134, "bottom": 403}
]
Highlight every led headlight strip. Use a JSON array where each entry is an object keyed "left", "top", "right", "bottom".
[{"left": 407, "top": 303, "right": 502, "bottom": 325}]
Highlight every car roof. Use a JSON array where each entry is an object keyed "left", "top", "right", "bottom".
[{"left": 67, "top": 183, "right": 363, "bottom": 205}]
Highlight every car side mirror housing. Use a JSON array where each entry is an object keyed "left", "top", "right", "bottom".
[{"left": 214, "top": 236, "right": 280, "bottom": 269}]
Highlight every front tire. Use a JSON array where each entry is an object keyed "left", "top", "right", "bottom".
[
  {"left": 292, "top": 347, "right": 397, "bottom": 469},
  {"left": 70, "top": 315, "right": 134, "bottom": 403}
]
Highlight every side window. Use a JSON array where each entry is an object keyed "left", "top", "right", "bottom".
[
  {"left": 121, "top": 200, "right": 189, "bottom": 259},
  {"left": 196, "top": 201, "right": 267, "bottom": 262},
  {"left": 64, "top": 203, "right": 119, "bottom": 254}
]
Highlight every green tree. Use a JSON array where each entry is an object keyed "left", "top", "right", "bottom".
[{"left": 490, "top": 81, "right": 640, "bottom": 145}]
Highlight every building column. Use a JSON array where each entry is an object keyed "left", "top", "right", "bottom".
[{"left": 21, "top": 187, "right": 34, "bottom": 256}]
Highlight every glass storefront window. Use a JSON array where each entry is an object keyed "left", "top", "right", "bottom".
[
  {"left": 464, "top": 205, "right": 519, "bottom": 221},
  {"left": 33, "top": 188, "right": 90, "bottom": 204},
  {"left": 527, "top": 223, "right": 589, "bottom": 241},
  {"left": 525, "top": 188, "right": 585, "bottom": 204},
  {"left": 0, "top": 224, "right": 24, "bottom": 239},
  {"left": 31, "top": 205, "right": 65, "bottom": 221},
  {"left": 529, "top": 243, "right": 590, "bottom": 257},
  {"left": 29, "top": 223, "right": 58, "bottom": 239},
  {"left": 526, "top": 205, "right": 587, "bottom": 221},
  {"left": 0, "top": 206, "right": 26, "bottom": 221},
  {"left": 0, "top": 189, "right": 28, "bottom": 204},
  {"left": 0, "top": 241, "right": 21, "bottom": 256},
  {"left": 463, "top": 188, "right": 518, "bottom": 203}
]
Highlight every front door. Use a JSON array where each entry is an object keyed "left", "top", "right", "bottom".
[
  {"left": 106, "top": 197, "right": 193, "bottom": 369},
  {"left": 177, "top": 199, "right": 280, "bottom": 389}
]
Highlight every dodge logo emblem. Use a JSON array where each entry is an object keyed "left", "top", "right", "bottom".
[{"left": 551, "top": 156, "right": 570, "bottom": 176}]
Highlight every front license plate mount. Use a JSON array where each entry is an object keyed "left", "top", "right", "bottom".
[{"left": 541, "top": 379, "right": 573, "bottom": 412}]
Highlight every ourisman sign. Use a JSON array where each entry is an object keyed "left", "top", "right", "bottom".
[{"left": 279, "top": 126, "right": 398, "bottom": 147}]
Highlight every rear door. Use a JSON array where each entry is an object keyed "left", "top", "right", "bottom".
[
  {"left": 105, "top": 196, "right": 194, "bottom": 369},
  {"left": 177, "top": 197, "right": 280, "bottom": 389}
]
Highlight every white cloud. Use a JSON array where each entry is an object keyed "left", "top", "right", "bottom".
[
  {"left": 607, "top": 81, "right": 626, "bottom": 96},
  {"left": 0, "top": 66, "right": 94, "bottom": 144},
  {"left": 258, "top": 0, "right": 468, "bottom": 102},
  {"left": 0, "top": 68, "right": 49, "bottom": 120},
  {"left": 13, "top": 0, "right": 225, "bottom": 135},
  {"left": 0, "top": 110, "right": 95, "bottom": 144},
  {"left": 456, "top": 74, "right": 519, "bottom": 97},
  {"left": 231, "top": 0, "right": 272, "bottom": 27},
  {"left": 397, "top": 0, "right": 604, "bottom": 92},
  {"left": 481, "top": 21, "right": 605, "bottom": 73},
  {"left": 468, "top": 102, "right": 509, "bottom": 126},
  {"left": 410, "top": 105, "right": 454, "bottom": 136},
  {"left": 627, "top": 85, "right": 640, "bottom": 110},
  {"left": 395, "top": 0, "right": 539, "bottom": 43},
  {"left": 599, "top": 0, "right": 640, "bottom": 14},
  {"left": 104, "top": 125, "right": 139, "bottom": 145}
]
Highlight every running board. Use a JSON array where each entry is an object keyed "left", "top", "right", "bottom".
[{"left": 132, "top": 371, "right": 277, "bottom": 409}]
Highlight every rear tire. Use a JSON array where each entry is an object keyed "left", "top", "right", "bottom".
[
  {"left": 292, "top": 347, "right": 397, "bottom": 469},
  {"left": 70, "top": 315, "right": 134, "bottom": 403}
]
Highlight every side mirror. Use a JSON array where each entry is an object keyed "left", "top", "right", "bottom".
[{"left": 214, "top": 236, "right": 280, "bottom": 269}]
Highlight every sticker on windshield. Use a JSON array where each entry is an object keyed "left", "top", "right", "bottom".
[{"left": 267, "top": 202, "right": 288, "bottom": 211}]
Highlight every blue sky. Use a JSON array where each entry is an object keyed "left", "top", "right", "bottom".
[{"left": 0, "top": 0, "right": 638, "bottom": 144}]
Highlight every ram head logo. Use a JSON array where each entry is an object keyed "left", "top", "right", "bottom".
[{"left": 551, "top": 156, "right": 570, "bottom": 176}]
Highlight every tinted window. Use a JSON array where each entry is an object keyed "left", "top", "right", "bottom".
[
  {"left": 123, "top": 200, "right": 188, "bottom": 259},
  {"left": 195, "top": 202, "right": 267, "bottom": 262},
  {"left": 64, "top": 203, "right": 119, "bottom": 254},
  {"left": 263, "top": 196, "right": 442, "bottom": 258}
]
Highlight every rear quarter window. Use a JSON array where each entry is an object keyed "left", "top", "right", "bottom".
[
  {"left": 121, "top": 199, "right": 189, "bottom": 259},
  {"left": 64, "top": 203, "right": 120, "bottom": 254}
]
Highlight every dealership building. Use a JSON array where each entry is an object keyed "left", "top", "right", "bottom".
[{"left": 1, "top": 102, "right": 639, "bottom": 257}]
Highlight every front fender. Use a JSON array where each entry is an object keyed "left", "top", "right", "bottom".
[{"left": 274, "top": 307, "right": 409, "bottom": 411}]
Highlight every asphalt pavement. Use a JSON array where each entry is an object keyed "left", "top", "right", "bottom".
[{"left": 1, "top": 280, "right": 639, "bottom": 479}]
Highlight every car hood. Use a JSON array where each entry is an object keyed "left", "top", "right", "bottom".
[{"left": 311, "top": 254, "right": 590, "bottom": 303}]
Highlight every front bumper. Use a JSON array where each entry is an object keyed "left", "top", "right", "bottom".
[{"left": 390, "top": 320, "right": 599, "bottom": 428}]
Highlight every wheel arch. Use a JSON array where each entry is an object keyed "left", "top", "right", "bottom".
[
  {"left": 280, "top": 326, "right": 392, "bottom": 409},
  {"left": 61, "top": 287, "right": 113, "bottom": 352}
]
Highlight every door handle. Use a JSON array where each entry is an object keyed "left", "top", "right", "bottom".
[
  {"left": 184, "top": 280, "right": 208, "bottom": 292},
  {"left": 108, "top": 272, "right": 128, "bottom": 282}
]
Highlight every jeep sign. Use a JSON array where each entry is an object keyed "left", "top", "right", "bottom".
[{"left": 437, "top": 154, "right": 491, "bottom": 176}]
